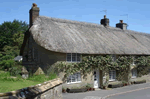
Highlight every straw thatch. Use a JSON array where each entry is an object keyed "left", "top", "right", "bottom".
[{"left": 29, "top": 16, "right": 150, "bottom": 55}]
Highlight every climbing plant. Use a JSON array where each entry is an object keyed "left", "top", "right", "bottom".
[
  {"left": 53, "top": 55, "right": 150, "bottom": 82},
  {"left": 136, "top": 56, "right": 150, "bottom": 77}
]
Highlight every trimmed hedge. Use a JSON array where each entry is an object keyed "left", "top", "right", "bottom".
[
  {"left": 134, "top": 79, "right": 146, "bottom": 84},
  {"left": 108, "top": 82, "right": 123, "bottom": 88},
  {"left": 66, "top": 88, "right": 87, "bottom": 93}
]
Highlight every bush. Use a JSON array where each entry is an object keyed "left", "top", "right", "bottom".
[
  {"left": 108, "top": 82, "right": 123, "bottom": 88},
  {"left": 9, "top": 65, "right": 22, "bottom": 76},
  {"left": 27, "top": 72, "right": 57, "bottom": 82},
  {"left": 134, "top": 79, "right": 146, "bottom": 84},
  {"left": 0, "top": 71, "right": 23, "bottom": 82}
]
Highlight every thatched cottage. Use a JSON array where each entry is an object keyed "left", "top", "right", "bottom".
[{"left": 20, "top": 3, "right": 150, "bottom": 89}]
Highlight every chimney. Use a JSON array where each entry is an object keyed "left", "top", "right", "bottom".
[
  {"left": 29, "top": 3, "right": 40, "bottom": 27},
  {"left": 116, "top": 20, "right": 127, "bottom": 30},
  {"left": 100, "top": 15, "right": 109, "bottom": 27}
]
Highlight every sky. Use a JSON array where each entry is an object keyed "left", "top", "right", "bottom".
[{"left": 0, "top": 0, "right": 150, "bottom": 33}]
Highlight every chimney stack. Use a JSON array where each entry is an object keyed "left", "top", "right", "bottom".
[
  {"left": 116, "top": 20, "right": 127, "bottom": 30},
  {"left": 100, "top": 15, "right": 109, "bottom": 27},
  {"left": 29, "top": 3, "right": 40, "bottom": 27}
]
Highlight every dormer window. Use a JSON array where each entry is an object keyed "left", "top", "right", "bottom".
[{"left": 66, "top": 53, "right": 81, "bottom": 62}]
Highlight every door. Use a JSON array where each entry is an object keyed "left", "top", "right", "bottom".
[{"left": 94, "top": 70, "right": 100, "bottom": 88}]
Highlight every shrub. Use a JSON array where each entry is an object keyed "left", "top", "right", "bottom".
[
  {"left": 108, "top": 82, "right": 123, "bottom": 88},
  {"left": 134, "top": 79, "right": 146, "bottom": 84},
  {"left": 9, "top": 65, "right": 22, "bottom": 76}
]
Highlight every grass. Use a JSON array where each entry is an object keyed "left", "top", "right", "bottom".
[
  {"left": 0, "top": 80, "right": 41, "bottom": 93},
  {"left": 0, "top": 71, "right": 57, "bottom": 93}
]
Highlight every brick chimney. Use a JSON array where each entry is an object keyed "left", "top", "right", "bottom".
[
  {"left": 29, "top": 3, "right": 40, "bottom": 27},
  {"left": 116, "top": 20, "right": 127, "bottom": 30},
  {"left": 100, "top": 15, "right": 109, "bottom": 27}
]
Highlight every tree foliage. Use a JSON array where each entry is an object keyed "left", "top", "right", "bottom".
[
  {"left": 0, "top": 19, "right": 28, "bottom": 71},
  {"left": 0, "top": 19, "right": 28, "bottom": 50}
]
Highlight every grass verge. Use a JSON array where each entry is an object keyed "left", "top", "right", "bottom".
[{"left": 0, "top": 71, "right": 57, "bottom": 93}]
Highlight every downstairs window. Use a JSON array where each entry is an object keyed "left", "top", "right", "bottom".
[
  {"left": 67, "top": 72, "right": 81, "bottom": 84},
  {"left": 109, "top": 70, "right": 116, "bottom": 81}
]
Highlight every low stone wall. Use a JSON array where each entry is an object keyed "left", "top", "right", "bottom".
[{"left": 0, "top": 78, "right": 63, "bottom": 99}]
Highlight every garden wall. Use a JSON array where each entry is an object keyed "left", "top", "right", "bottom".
[{"left": 0, "top": 78, "right": 63, "bottom": 99}]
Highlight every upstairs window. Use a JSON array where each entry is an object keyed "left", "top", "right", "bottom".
[
  {"left": 112, "top": 55, "right": 116, "bottom": 61},
  {"left": 132, "top": 56, "right": 137, "bottom": 65},
  {"left": 66, "top": 53, "right": 81, "bottom": 62}
]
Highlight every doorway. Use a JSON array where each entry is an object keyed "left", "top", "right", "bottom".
[{"left": 93, "top": 70, "right": 100, "bottom": 88}]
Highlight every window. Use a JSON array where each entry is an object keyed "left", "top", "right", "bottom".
[
  {"left": 112, "top": 55, "right": 116, "bottom": 61},
  {"left": 67, "top": 72, "right": 81, "bottom": 84},
  {"left": 132, "top": 56, "right": 136, "bottom": 65},
  {"left": 66, "top": 53, "right": 81, "bottom": 62},
  {"left": 109, "top": 70, "right": 116, "bottom": 81},
  {"left": 131, "top": 68, "right": 137, "bottom": 78}
]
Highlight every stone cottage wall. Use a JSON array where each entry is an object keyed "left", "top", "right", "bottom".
[{"left": 0, "top": 78, "right": 62, "bottom": 99}]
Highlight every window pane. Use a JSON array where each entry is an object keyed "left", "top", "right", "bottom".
[
  {"left": 67, "top": 53, "right": 71, "bottom": 62},
  {"left": 109, "top": 70, "right": 116, "bottom": 80},
  {"left": 77, "top": 54, "right": 81, "bottom": 62},
  {"left": 67, "top": 73, "right": 81, "bottom": 83},
  {"left": 71, "top": 75, "right": 76, "bottom": 82},
  {"left": 67, "top": 75, "right": 72, "bottom": 83},
  {"left": 72, "top": 53, "right": 76, "bottom": 62},
  {"left": 77, "top": 73, "right": 81, "bottom": 81}
]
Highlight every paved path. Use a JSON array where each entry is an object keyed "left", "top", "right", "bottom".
[
  {"left": 107, "top": 88, "right": 150, "bottom": 99},
  {"left": 63, "top": 82, "right": 150, "bottom": 99}
]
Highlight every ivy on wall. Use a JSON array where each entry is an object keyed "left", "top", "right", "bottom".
[{"left": 53, "top": 55, "right": 150, "bottom": 82}]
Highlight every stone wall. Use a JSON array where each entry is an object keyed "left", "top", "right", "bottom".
[{"left": 0, "top": 78, "right": 63, "bottom": 99}]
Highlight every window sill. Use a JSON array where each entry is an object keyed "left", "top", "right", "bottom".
[
  {"left": 66, "top": 81, "right": 81, "bottom": 84},
  {"left": 109, "top": 79, "right": 116, "bottom": 82},
  {"left": 66, "top": 61, "right": 81, "bottom": 63},
  {"left": 131, "top": 76, "right": 137, "bottom": 79}
]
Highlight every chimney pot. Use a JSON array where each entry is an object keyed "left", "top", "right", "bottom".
[
  {"left": 104, "top": 15, "right": 106, "bottom": 19},
  {"left": 120, "top": 20, "right": 123, "bottom": 23},
  {"left": 32, "top": 3, "right": 37, "bottom": 7}
]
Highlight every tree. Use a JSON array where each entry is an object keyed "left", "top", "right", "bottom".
[
  {"left": 0, "top": 19, "right": 28, "bottom": 70},
  {"left": 0, "top": 19, "right": 28, "bottom": 51}
]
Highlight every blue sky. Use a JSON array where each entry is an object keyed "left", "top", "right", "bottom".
[{"left": 0, "top": 0, "right": 150, "bottom": 33}]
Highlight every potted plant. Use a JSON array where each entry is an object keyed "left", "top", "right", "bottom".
[
  {"left": 122, "top": 81, "right": 127, "bottom": 86},
  {"left": 92, "top": 88, "right": 95, "bottom": 91},
  {"left": 62, "top": 87, "right": 66, "bottom": 93},
  {"left": 102, "top": 83, "right": 108, "bottom": 89},
  {"left": 85, "top": 83, "right": 92, "bottom": 91}
]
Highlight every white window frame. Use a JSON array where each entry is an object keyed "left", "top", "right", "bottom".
[
  {"left": 66, "top": 53, "right": 81, "bottom": 62},
  {"left": 109, "top": 70, "right": 116, "bottom": 81},
  {"left": 67, "top": 72, "right": 81, "bottom": 84},
  {"left": 131, "top": 68, "right": 137, "bottom": 78}
]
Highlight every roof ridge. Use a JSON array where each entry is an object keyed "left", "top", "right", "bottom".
[{"left": 39, "top": 16, "right": 105, "bottom": 28}]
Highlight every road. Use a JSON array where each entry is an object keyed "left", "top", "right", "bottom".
[
  {"left": 107, "top": 88, "right": 150, "bottom": 99},
  {"left": 63, "top": 83, "right": 150, "bottom": 99}
]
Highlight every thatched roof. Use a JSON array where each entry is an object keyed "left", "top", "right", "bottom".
[{"left": 29, "top": 16, "right": 150, "bottom": 55}]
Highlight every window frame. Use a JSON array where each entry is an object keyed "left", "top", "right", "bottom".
[
  {"left": 66, "top": 53, "right": 81, "bottom": 62},
  {"left": 109, "top": 70, "right": 116, "bottom": 81},
  {"left": 66, "top": 72, "right": 81, "bottom": 84}
]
